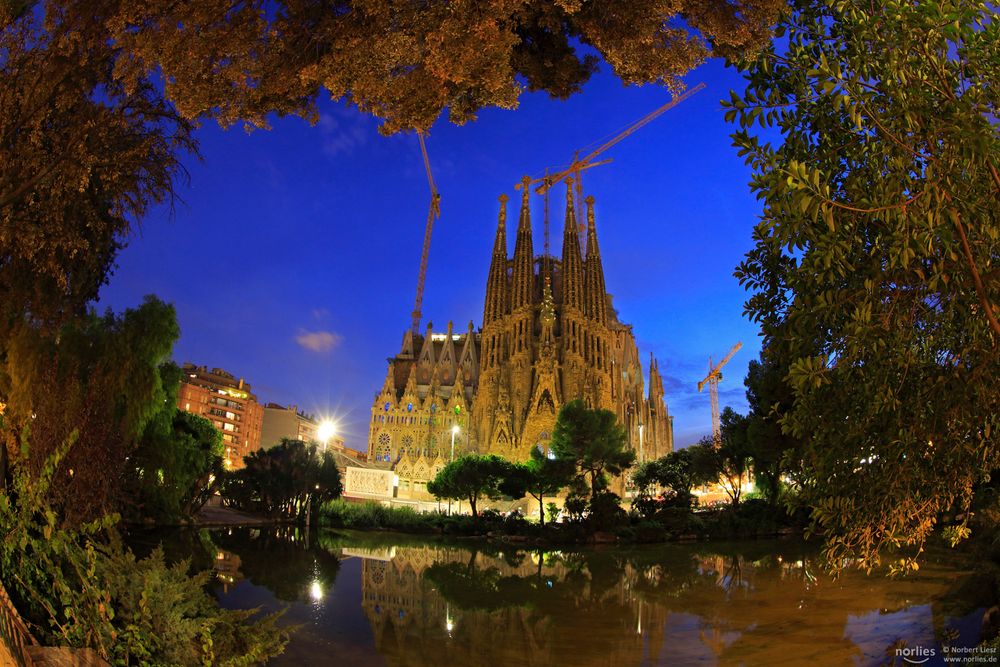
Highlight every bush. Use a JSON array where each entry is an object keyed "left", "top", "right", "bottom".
[
  {"left": 588, "top": 492, "right": 628, "bottom": 531},
  {"left": 618, "top": 520, "right": 669, "bottom": 543},
  {"left": 545, "top": 502, "right": 560, "bottom": 524},
  {"left": 697, "top": 498, "right": 801, "bottom": 539},
  {"left": 319, "top": 499, "right": 433, "bottom": 532},
  {"left": 478, "top": 508, "right": 503, "bottom": 523},
  {"left": 632, "top": 490, "right": 696, "bottom": 522},
  {"left": 0, "top": 444, "right": 288, "bottom": 665},
  {"left": 564, "top": 494, "right": 588, "bottom": 522},
  {"left": 96, "top": 545, "right": 287, "bottom": 665}
]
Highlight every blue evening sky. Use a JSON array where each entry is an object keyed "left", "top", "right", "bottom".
[{"left": 98, "top": 57, "right": 764, "bottom": 451}]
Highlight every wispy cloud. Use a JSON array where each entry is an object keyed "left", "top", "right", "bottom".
[
  {"left": 295, "top": 329, "right": 343, "bottom": 353},
  {"left": 660, "top": 373, "right": 687, "bottom": 394},
  {"left": 318, "top": 111, "right": 370, "bottom": 157}
]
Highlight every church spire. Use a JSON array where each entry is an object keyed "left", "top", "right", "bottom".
[
  {"left": 483, "top": 194, "right": 509, "bottom": 324},
  {"left": 380, "top": 360, "right": 397, "bottom": 400},
  {"left": 584, "top": 195, "right": 608, "bottom": 325},
  {"left": 540, "top": 276, "right": 556, "bottom": 348},
  {"left": 560, "top": 179, "right": 584, "bottom": 312},
  {"left": 510, "top": 176, "right": 535, "bottom": 310},
  {"left": 648, "top": 353, "right": 666, "bottom": 418}
]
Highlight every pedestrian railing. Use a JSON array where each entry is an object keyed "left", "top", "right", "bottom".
[{"left": 0, "top": 578, "right": 37, "bottom": 667}]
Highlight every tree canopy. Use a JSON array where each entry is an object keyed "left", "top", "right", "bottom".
[
  {"left": 128, "top": 373, "right": 225, "bottom": 522},
  {"left": 427, "top": 454, "right": 509, "bottom": 518},
  {"left": 5, "top": 0, "right": 783, "bottom": 134},
  {"left": 222, "top": 439, "right": 342, "bottom": 520},
  {"left": 689, "top": 408, "right": 753, "bottom": 507},
  {"left": 742, "top": 352, "right": 800, "bottom": 504},
  {"left": 0, "top": 296, "right": 179, "bottom": 524},
  {"left": 550, "top": 399, "right": 636, "bottom": 498},
  {"left": 632, "top": 447, "right": 700, "bottom": 517},
  {"left": 0, "top": 5, "right": 194, "bottom": 327},
  {"left": 499, "top": 447, "right": 575, "bottom": 526},
  {"left": 727, "top": 0, "right": 1000, "bottom": 571}
]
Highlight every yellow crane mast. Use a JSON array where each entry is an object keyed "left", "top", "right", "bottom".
[
  {"left": 410, "top": 132, "right": 441, "bottom": 335},
  {"left": 697, "top": 341, "right": 743, "bottom": 446}
]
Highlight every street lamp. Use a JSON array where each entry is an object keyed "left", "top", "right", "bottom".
[
  {"left": 638, "top": 422, "right": 644, "bottom": 463},
  {"left": 449, "top": 424, "right": 460, "bottom": 516},
  {"left": 450, "top": 424, "right": 460, "bottom": 461},
  {"left": 308, "top": 420, "right": 336, "bottom": 529},
  {"left": 317, "top": 420, "right": 336, "bottom": 452}
]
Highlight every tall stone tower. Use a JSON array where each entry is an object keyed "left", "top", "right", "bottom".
[{"left": 367, "top": 182, "right": 673, "bottom": 497}]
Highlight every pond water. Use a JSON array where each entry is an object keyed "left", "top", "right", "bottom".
[{"left": 131, "top": 527, "right": 987, "bottom": 666}]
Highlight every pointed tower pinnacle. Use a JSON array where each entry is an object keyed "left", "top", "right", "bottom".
[
  {"left": 540, "top": 275, "right": 557, "bottom": 352},
  {"left": 417, "top": 320, "right": 436, "bottom": 381},
  {"left": 540, "top": 276, "right": 556, "bottom": 326},
  {"left": 510, "top": 176, "right": 535, "bottom": 310},
  {"left": 584, "top": 195, "right": 608, "bottom": 325},
  {"left": 648, "top": 354, "right": 662, "bottom": 400},
  {"left": 458, "top": 320, "right": 478, "bottom": 385},
  {"left": 560, "top": 178, "right": 584, "bottom": 312},
  {"left": 404, "top": 362, "right": 420, "bottom": 400},
  {"left": 483, "top": 194, "right": 509, "bottom": 324},
  {"left": 379, "top": 360, "right": 397, "bottom": 400}
]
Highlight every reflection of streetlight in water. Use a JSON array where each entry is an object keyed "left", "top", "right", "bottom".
[{"left": 310, "top": 579, "right": 323, "bottom": 601}]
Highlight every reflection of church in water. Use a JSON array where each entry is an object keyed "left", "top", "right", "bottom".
[
  {"left": 357, "top": 545, "right": 668, "bottom": 667},
  {"left": 367, "top": 183, "right": 674, "bottom": 499}
]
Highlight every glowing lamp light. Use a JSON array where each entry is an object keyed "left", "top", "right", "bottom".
[
  {"left": 310, "top": 580, "right": 323, "bottom": 601},
  {"left": 317, "top": 420, "right": 337, "bottom": 445},
  {"left": 451, "top": 424, "right": 460, "bottom": 435}
]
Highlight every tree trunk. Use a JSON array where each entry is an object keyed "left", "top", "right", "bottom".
[
  {"left": 535, "top": 492, "right": 545, "bottom": 527},
  {"left": 0, "top": 442, "right": 8, "bottom": 492},
  {"left": 469, "top": 494, "right": 478, "bottom": 518}
]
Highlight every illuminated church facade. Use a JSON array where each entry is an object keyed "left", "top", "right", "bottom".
[{"left": 366, "top": 181, "right": 673, "bottom": 500}]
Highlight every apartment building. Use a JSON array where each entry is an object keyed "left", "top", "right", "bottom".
[{"left": 177, "top": 363, "right": 264, "bottom": 469}]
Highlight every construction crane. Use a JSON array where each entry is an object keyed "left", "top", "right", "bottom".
[
  {"left": 697, "top": 341, "right": 743, "bottom": 446},
  {"left": 410, "top": 133, "right": 441, "bottom": 335},
  {"left": 516, "top": 82, "right": 706, "bottom": 247}
]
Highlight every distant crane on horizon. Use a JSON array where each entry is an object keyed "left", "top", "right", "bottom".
[{"left": 697, "top": 342, "right": 743, "bottom": 446}]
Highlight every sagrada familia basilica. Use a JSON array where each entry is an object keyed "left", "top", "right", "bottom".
[{"left": 365, "top": 180, "right": 673, "bottom": 501}]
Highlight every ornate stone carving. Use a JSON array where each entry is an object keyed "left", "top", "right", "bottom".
[{"left": 345, "top": 467, "right": 395, "bottom": 498}]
